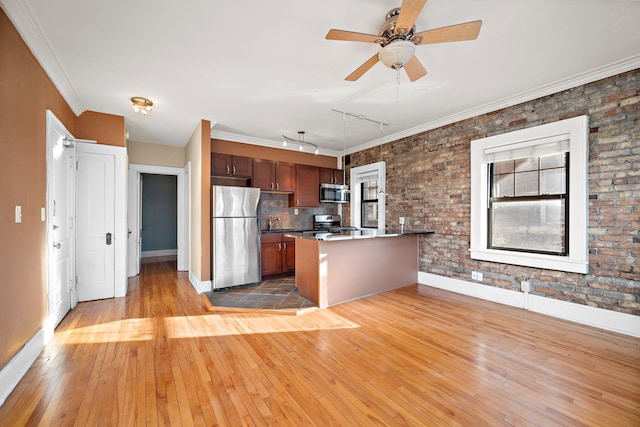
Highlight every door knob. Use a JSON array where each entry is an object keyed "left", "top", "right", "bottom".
[
  {"left": 53, "top": 242, "right": 61, "bottom": 249},
  {"left": 106, "top": 232, "right": 112, "bottom": 245}
]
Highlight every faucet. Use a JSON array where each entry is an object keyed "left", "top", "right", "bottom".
[{"left": 268, "top": 216, "right": 280, "bottom": 230}]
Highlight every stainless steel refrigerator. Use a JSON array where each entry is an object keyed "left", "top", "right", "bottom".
[{"left": 211, "top": 185, "right": 261, "bottom": 289}]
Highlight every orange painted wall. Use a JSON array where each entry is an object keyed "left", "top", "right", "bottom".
[
  {"left": 76, "top": 110, "right": 126, "bottom": 147},
  {"left": 212, "top": 139, "right": 338, "bottom": 169},
  {"left": 0, "top": 9, "right": 77, "bottom": 370},
  {"left": 0, "top": 9, "right": 127, "bottom": 371}
]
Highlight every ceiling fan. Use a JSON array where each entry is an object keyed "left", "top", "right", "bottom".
[{"left": 325, "top": 0, "right": 482, "bottom": 82}]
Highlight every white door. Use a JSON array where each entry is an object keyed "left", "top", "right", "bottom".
[
  {"left": 46, "top": 111, "right": 76, "bottom": 327},
  {"left": 77, "top": 150, "right": 115, "bottom": 301}
]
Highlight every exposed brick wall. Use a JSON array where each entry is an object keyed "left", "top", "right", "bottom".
[{"left": 346, "top": 69, "right": 640, "bottom": 315}]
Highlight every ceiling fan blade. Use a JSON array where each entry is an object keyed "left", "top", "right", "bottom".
[
  {"left": 326, "top": 29, "right": 380, "bottom": 43},
  {"left": 413, "top": 20, "right": 482, "bottom": 45},
  {"left": 404, "top": 55, "right": 427, "bottom": 82},
  {"left": 345, "top": 53, "right": 380, "bottom": 81},
  {"left": 395, "top": 0, "right": 428, "bottom": 35}
]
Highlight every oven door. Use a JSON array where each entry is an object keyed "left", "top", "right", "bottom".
[{"left": 319, "top": 183, "right": 349, "bottom": 203}]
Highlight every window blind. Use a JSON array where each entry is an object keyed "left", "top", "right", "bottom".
[{"left": 483, "top": 133, "right": 570, "bottom": 163}]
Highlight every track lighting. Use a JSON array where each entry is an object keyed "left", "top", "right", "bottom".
[{"left": 281, "top": 131, "right": 320, "bottom": 155}]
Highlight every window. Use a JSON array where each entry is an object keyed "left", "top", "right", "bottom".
[
  {"left": 489, "top": 153, "right": 568, "bottom": 254},
  {"left": 470, "top": 116, "right": 588, "bottom": 274},
  {"left": 361, "top": 180, "right": 379, "bottom": 228},
  {"left": 350, "top": 161, "right": 386, "bottom": 234}
]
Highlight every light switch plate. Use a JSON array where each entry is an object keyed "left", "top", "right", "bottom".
[
  {"left": 41, "top": 207, "right": 46, "bottom": 221},
  {"left": 15, "top": 206, "right": 22, "bottom": 223}
]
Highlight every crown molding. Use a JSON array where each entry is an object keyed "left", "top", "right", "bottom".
[
  {"left": 1, "top": 0, "right": 85, "bottom": 115},
  {"left": 211, "top": 129, "right": 343, "bottom": 157},
  {"left": 346, "top": 54, "right": 640, "bottom": 155}
]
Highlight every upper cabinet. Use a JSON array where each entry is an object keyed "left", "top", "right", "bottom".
[
  {"left": 320, "top": 168, "right": 345, "bottom": 185},
  {"left": 294, "top": 164, "right": 320, "bottom": 207},
  {"left": 212, "top": 154, "right": 253, "bottom": 178},
  {"left": 253, "top": 159, "right": 295, "bottom": 192}
]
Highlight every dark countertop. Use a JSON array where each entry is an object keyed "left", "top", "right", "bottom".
[
  {"left": 284, "top": 230, "right": 435, "bottom": 241},
  {"left": 261, "top": 228, "right": 313, "bottom": 234}
]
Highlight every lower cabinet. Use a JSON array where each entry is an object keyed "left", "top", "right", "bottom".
[
  {"left": 282, "top": 237, "right": 295, "bottom": 272},
  {"left": 261, "top": 233, "right": 295, "bottom": 276}
]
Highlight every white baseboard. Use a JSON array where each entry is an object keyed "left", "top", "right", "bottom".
[
  {"left": 0, "top": 328, "right": 45, "bottom": 406},
  {"left": 418, "top": 272, "right": 640, "bottom": 338},
  {"left": 189, "top": 271, "right": 211, "bottom": 294},
  {"left": 141, "top": 249, "right": 177, "bottom": 258}
]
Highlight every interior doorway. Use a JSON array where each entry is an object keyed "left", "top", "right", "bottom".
[
  {"left": 140, "top": 173, "right": 178, "bottom": 263},
  {"left": 128, "top": 164, "right": 188, "bottom": 277}
]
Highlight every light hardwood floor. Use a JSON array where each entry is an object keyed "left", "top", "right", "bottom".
[{"left": 1, "top": 261, "right": 638, "bottom": 426}]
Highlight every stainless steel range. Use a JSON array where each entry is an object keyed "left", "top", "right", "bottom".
[{"left": 311, "top": 214, "right": 358, "bottom": 233}]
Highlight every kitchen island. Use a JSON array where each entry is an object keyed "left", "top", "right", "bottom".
[{"left": 285, "top": 230, "right": 434, "bottom": 308}]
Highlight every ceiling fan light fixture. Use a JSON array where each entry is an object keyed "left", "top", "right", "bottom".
[
  {"left": 131, "top": 97, "right": 153, "bottom": 115},
  {"left": 378, "top": 40, "right": 416, "bottom": 69}
]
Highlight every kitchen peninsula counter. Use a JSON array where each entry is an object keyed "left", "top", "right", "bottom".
[{"left": 285, "top": 230, "right": 434, "bottom": 308}]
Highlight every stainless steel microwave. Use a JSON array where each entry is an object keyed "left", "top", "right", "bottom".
[{"left": 319, "top": 183, "right": 349, "bottom": 203}]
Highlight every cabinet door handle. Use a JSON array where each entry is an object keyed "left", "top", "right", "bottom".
[
  {"left": 278, "top": 243, "right": 281, "bottom": 251},
  {"left": 276, "top": 182, "right": 279, "bottom": 190},
  {"left": 232, "top": 166, "right": 236, "bottom": 175},
  {"left": 271, "top": 182, "right": 274, "bottom": 190},
  {"left": 283, "top": 243, "right": 287, "bottom": 250},
  {"left": 226, "top": 165, "right": 230, "bottom": 175}
]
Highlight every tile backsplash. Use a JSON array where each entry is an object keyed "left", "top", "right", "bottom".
[{"left": 260, "top": 193, "right": 339, "bottom": 231}]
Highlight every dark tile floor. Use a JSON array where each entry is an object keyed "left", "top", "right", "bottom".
[{"left": 203, "top": 276, "right": 317, "bottom": 312}]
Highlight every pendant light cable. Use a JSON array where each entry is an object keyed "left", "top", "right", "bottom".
[
  {"left": 396, "top": 69, "right": 400, "bottom": 104},
  {"left": 378, "top": 122, "right": 385, "bottom": 195},
  {"left": 342, "top": 112, "right": 347, "bottom": 184}
]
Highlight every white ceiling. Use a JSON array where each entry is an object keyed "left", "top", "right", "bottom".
[{"left": 4, "top": 0, "right": 640, "bottom": 155}]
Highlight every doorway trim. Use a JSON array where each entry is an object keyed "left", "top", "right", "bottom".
[{"left": 128, "top": 164, "right": 188, "bottom": 276}]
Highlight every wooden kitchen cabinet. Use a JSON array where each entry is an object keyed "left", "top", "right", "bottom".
[
  {"left": 211, "top": 154, "right": 253, "bottom": 177},
  {"left": 282, "top": 237, "right": 295, "bottom": 272},
  {"left": 253, "top": 159, "right": 295, "bottom": 192},
  {"left": 320, "top": 168, "right": 345, "bottom": 185},
  {"left": 261, "top": 233, "right": 295, "bottom": 276},
  {"left": 261, "top": 234, "right": 283, "bottom": 276},
  {"left": 294, "top": 164, "right": 320, "bottom": 207}
]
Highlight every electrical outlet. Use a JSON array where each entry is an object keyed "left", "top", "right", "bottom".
[
  {"left": 471, "top": 271, "right": 483, "bottom": 281},
  {"left": 521, "top": 281, "right": 530, "bottom": 292},
  {"left": 399, "top": 217, "right": 405, "bottom": 225},
  {"left": 294, "top": 209, "right": 298, "bottom": 215},
  {"left": 15, "top": 206, "right": 22, "bottom": 223}
]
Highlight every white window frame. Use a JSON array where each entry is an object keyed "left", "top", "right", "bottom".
[
  {"left": 350, "top": 161, "right": 386, "bottom": 234},
  {"left": 470, "top": 115, "right": 589, "bottom": 274}
]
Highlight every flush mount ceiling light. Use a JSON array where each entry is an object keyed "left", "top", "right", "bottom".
[
  {"left": 131, "top": 97, "right": 153, "bottom": 115},
  {"left": 282, "top": 131, "right": 319, "bottom": 154}
]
